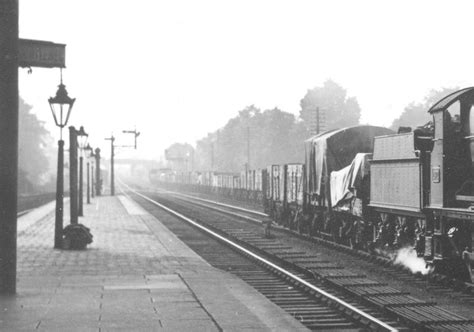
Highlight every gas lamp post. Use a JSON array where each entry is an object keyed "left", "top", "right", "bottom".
[
  {"left": 48, "top": 71, "right": 76, "bottom": 249},
  {"left": 85, "top": 144, "right": 93, "bottom": 204},
  {"left": 77, "top": 126, "right": 88, "bottom": 217},
  {"left": 104, "top": 135, "right": 115, "bottom": 196},
  {"left": 94, "top": 148, "right": 101, "bottom": 196},
  {"left": 90, "top": 152, "right": 95, "bottom": 199}
]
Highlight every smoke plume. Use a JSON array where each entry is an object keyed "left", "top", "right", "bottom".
[{"left": 393, "top": 247, "right": 433, "bottom": 275}]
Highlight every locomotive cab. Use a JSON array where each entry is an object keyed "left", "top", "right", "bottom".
[
  {"left": 429, "top": 88, "right": 474, "bottom": 207},
  {"left": 427, "top": 87, "right": 474, "bottom": 281}
]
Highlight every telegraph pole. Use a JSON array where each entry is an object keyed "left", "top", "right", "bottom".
[
  {"left": 0, "top": 0, "right": 18, "bottom": 294},
  {"left": 211, "top": 143, "right": 214, "bottom": 171},
  {"left": 316, "top": 107, "right": 320, "bottom": 134},
  {"left": 310, "top": 107, "right": 325, "bottom": 136},
  {"left": 247, "top": 126, "right": 251, "bottom": 170}
]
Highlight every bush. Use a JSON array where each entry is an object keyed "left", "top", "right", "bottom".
[{"left": 62, "top": 224, "right": 93, "bottom": 250}]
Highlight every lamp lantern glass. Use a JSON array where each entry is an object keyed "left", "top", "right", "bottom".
[
  {"left": 77, "top": 126, "right": 89, "bottom": 150},
  {"left": 85, "top": 144, "right": 94, "bottom": 158},
  {"left": 48, "top": 83, "right": 75, "bottom": 130}
]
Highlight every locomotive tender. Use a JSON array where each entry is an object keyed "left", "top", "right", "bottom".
[{"left": 152, "top": 88, "right": 474, "bottom": 281}]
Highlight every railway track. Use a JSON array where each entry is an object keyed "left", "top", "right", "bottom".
[
  {"left": 17, "top": 192, "right": 56, "bottom": 216},
  {"left": 124, "top": 185, "right": 474, "bottom": 331},
  {"left": 120, "top": 184, "right": 403, "bottom": 331},
  {"left": 156, "top": 187, "right": 474, "bottom": 306}
]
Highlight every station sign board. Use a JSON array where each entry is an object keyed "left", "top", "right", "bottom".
[{"left": 18, "top": 38, "right": 65, "bottom": 68}]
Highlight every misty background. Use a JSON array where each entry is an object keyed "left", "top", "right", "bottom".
[{"left": 17, "top": 0, "right": 471, "bottom": 193}]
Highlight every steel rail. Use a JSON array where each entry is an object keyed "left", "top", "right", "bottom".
[
  {"left": 153, "top": 187, "right": 269, "bottom": 217},
  {"left": 120, "top": 182, "right": 398, "bottom": 332},
  {"left": 17, "top": 209, "right": 33, "bottom": 217},
  {"left": 155, "top": 188, "right": 265, "bottom": 224}
]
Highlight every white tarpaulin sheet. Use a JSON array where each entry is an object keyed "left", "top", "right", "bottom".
[{"left": 330, "top": 153, "right": 371, "bottom": 207}]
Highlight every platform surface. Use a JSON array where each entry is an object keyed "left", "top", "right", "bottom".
[{"left": 0, "top": 194, "right": 308, "bottom": 331}]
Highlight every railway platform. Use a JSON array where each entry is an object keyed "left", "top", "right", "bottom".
[{"left": 0, "top": 195, "right": 308, "bottom": 331}]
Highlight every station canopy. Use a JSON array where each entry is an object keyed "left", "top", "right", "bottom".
[{"left": 304, "top": 125, "right": 394, "bottom": 197}]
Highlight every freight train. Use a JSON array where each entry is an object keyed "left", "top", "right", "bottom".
[{"left": 150, "top": 88, "right": 474, "bottom": 282}]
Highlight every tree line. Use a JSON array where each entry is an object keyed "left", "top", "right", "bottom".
[
  {"left": 18, "top": 98, "right": 56, "bottom": 194},
  {"left": 20, "top": 83, "right": 461, "bottom": 192},
  {"left": 166, "top": 79, "right": 366, "bottom": 172},
  {"left": 165, "top": 82, "right": 461, "bottom": 173}
]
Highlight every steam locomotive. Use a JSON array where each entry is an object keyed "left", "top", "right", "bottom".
[
  {"left": 151, "top": 88, "right": 474, "bottom": 282},
  {"left": 267, "top": 88, "right": 474, "bottom": 282}
]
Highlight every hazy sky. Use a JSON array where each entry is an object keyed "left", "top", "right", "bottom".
[{"left": 18, "top": 0, "right": 474, "bottom": 160}]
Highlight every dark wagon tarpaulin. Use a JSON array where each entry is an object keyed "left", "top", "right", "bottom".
[
  {"left": 304, "top": 125, "right": 394, "bottom": 202},
  {"left": 330, "top": 152, "right": 371, "bottom": 208}
]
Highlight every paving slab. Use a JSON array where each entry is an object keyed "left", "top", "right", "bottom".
[{"left": 0, "top": 194, "right": 308, "bottom": 331}]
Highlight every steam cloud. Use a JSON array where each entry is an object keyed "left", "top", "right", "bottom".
[{"left": 393, "top": 247, "right": 433, "bottom": 275}]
